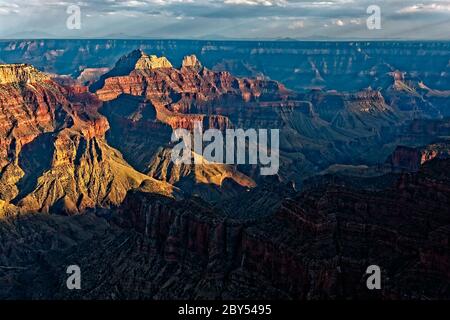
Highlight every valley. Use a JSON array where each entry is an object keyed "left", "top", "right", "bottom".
[{"left": 0, "top": 40, "right": 449, "bottom": 299}]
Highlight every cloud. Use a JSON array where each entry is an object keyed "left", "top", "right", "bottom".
[
  {"left": 288, "top": 20, "right": 305, "bottom": 29},
  {"left": 224, "top": 0, "right": 286, "bottom": 6},
  {"left": 333, "top": 18, "right": 345, "bottom": 26},
  {"left": 120, "top": 1, "right": 149, "bottom": 7},
  {"left": 0, "top": 2, "right": 19, "bottom": 15},
  {"left": 398, "top": 3, "right": 450, "bottom": 14},
  {"left": 0, "top": 0, "right": 448, "bottom": 39}
]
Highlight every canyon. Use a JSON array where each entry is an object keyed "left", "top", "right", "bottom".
[
  {"left": 0, "top": 62, "right": 176, "bottom": 215},
  {"left": 0, "top": 40, "right": 450, "bottom": 299}
]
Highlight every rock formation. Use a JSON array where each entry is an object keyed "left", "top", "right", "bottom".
[
  {"left": 109, "top": 158, "right": 450, "bottom": 299},
  {"left": 92, "top": 50, "right": 414, "bottom": 189},
  {"left": 1, "top": 44, "right": 450, "bottom": 300},
  {"left": 0, "top": 64, "right": 49, "bottom": 84},
  {"left": 3, "top": 40, "right": 449, "bottom": 94},
  {"left": 0, "top": 63, "right": 176, "bottom": 216},
  {"left": 182, "top": 54, "right": 202, "bottom": 71},
  {"left": 386, "top": 143, "right": 450, "bottom": 172}
]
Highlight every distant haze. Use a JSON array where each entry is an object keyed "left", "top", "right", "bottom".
[{"left": 0, "top": 0, "right": 449, "bottom": 40}]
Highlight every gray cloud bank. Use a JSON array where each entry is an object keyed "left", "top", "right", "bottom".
[{"left": 0, "top": 0, "right": 449, "bottom": 39}]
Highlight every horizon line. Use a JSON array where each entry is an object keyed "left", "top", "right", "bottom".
[{"left": 1, "top": 38, "right": 450, "bottom": 42}]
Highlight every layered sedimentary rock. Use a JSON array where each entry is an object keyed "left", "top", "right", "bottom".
[
  {"left": 386, "top": 143, "right": 450, "bottom": 172},
  {"left": 14, "top": 130, "right": 175, "bottom": 214},
  {"left": 0, "top": 65, "right": 66, "bottom": 162},
  {"left": 109, "top": 158, "right": 450, "bottom": 299},
  {"left": 94, "top": 51, "right": 292, "bottom": 123},
  {"left": 5, "top": 40, "right": 446, "bottom": 123},
  {"left": 182, "top": 54, "right": 202, "bottom": 71},
  {"left": 90, "top": 49, "right": 172, "bottom": 93},
  {"left": 93, "top": 50, "right": 414, "bottom": 189},
  {"left": 0, "top": 64, "right": 73, "bottom": 202},
  {"left": 0, "top": 44, "right": 449, "bottom": 300},
  {"left": 147, "top": 148, "right": 256, "bottom": 201},
  {"left": 2, "top": 40, "right": 449, "bottom": 94},
  {"left": 0, "top": 63, "right": 176, "bottom": 215},
  {"left": 1, "top": 159, "right": 449, "bottom": 299},
  {"left": 93, "top": 51, "right": 283, "bottom": 191},
  {"left": 1, "top": 51, "right": 445, "bottom": 216},
  {"left": 0, "top": 64, "right": 50, "bottom": 84},
  {"left": 384, "top": 71, "right": 443, "bottom": 119}
]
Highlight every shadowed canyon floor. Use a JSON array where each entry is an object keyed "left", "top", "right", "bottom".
[{"left": 1, "top": 159, "right": 449, "bottom": 299}]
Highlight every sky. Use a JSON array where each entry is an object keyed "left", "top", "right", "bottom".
[{"left": 0, "top": 0, "right": 449, "bottom": 39}]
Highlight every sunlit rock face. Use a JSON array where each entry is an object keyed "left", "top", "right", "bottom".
[
  {"left": 0, "top": 63, "right": 176, "bottom": 216},
  {"left": 0, "top": 64, "right": 50, "bottom": 84},
  {"left": 89, "top": 49, "right": 173, "bottom": 93},
  {"left": 182, "top": 54, "right": 202, "bottom": 71},
  {"left": 1, "top": 46, "right": 448, "bottom": 216},
  {"left": 107, "top": 49, "right": 173, "bottom": 77}
]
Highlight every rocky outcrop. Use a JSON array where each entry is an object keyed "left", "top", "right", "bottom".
[
  {"left": 0, "top": 63, "right": 177, "bottom": 215},
  {"left": 305, "top": 89, "right": 401, "bottom": 136},
  {"left": 386, "top": 143, "right": 450, "bottom": 172},
  {"left": 147, "top": 148, "right": 255, "bottom": 201},
  {"left": 90, "top": 49, "right": 173, "bottom": 93},
  {"left": 93, "top": 50, "right": 294, "bottom": 193},
  {"left": 386, "top": 146, "right": 422, "bottom": 172},
  {"left": 93, "top": 50, "right": 292, "bottom": 128},
  {"left": 1, "top": 159, "right": 449, "bottom": 299},
  {"left": 109, "top": 49, "right": 172, "bottom": 74},
  {"left": 0, "top": 43, "right": 449, "bottom": 299},
  {"left": 93, "top": 50, "right": 427, "bottom": 189},
  {"left": 3, "top": 40, "right": 449, "bottom": 94},
  {"left": 111, "top": 158, "right": 450, "bottom": 299},
  {"left": 0, "top": 64, "right": 50, "bottom": 84},
  {"left": 14, "top": 131, "right": 176, "bottom": 214},
  {"left": 0, "top": 65, "right": 72, "bottom": 194},
  {"left": 182, "top": 55, "right": 202, "bottom": 71}
]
